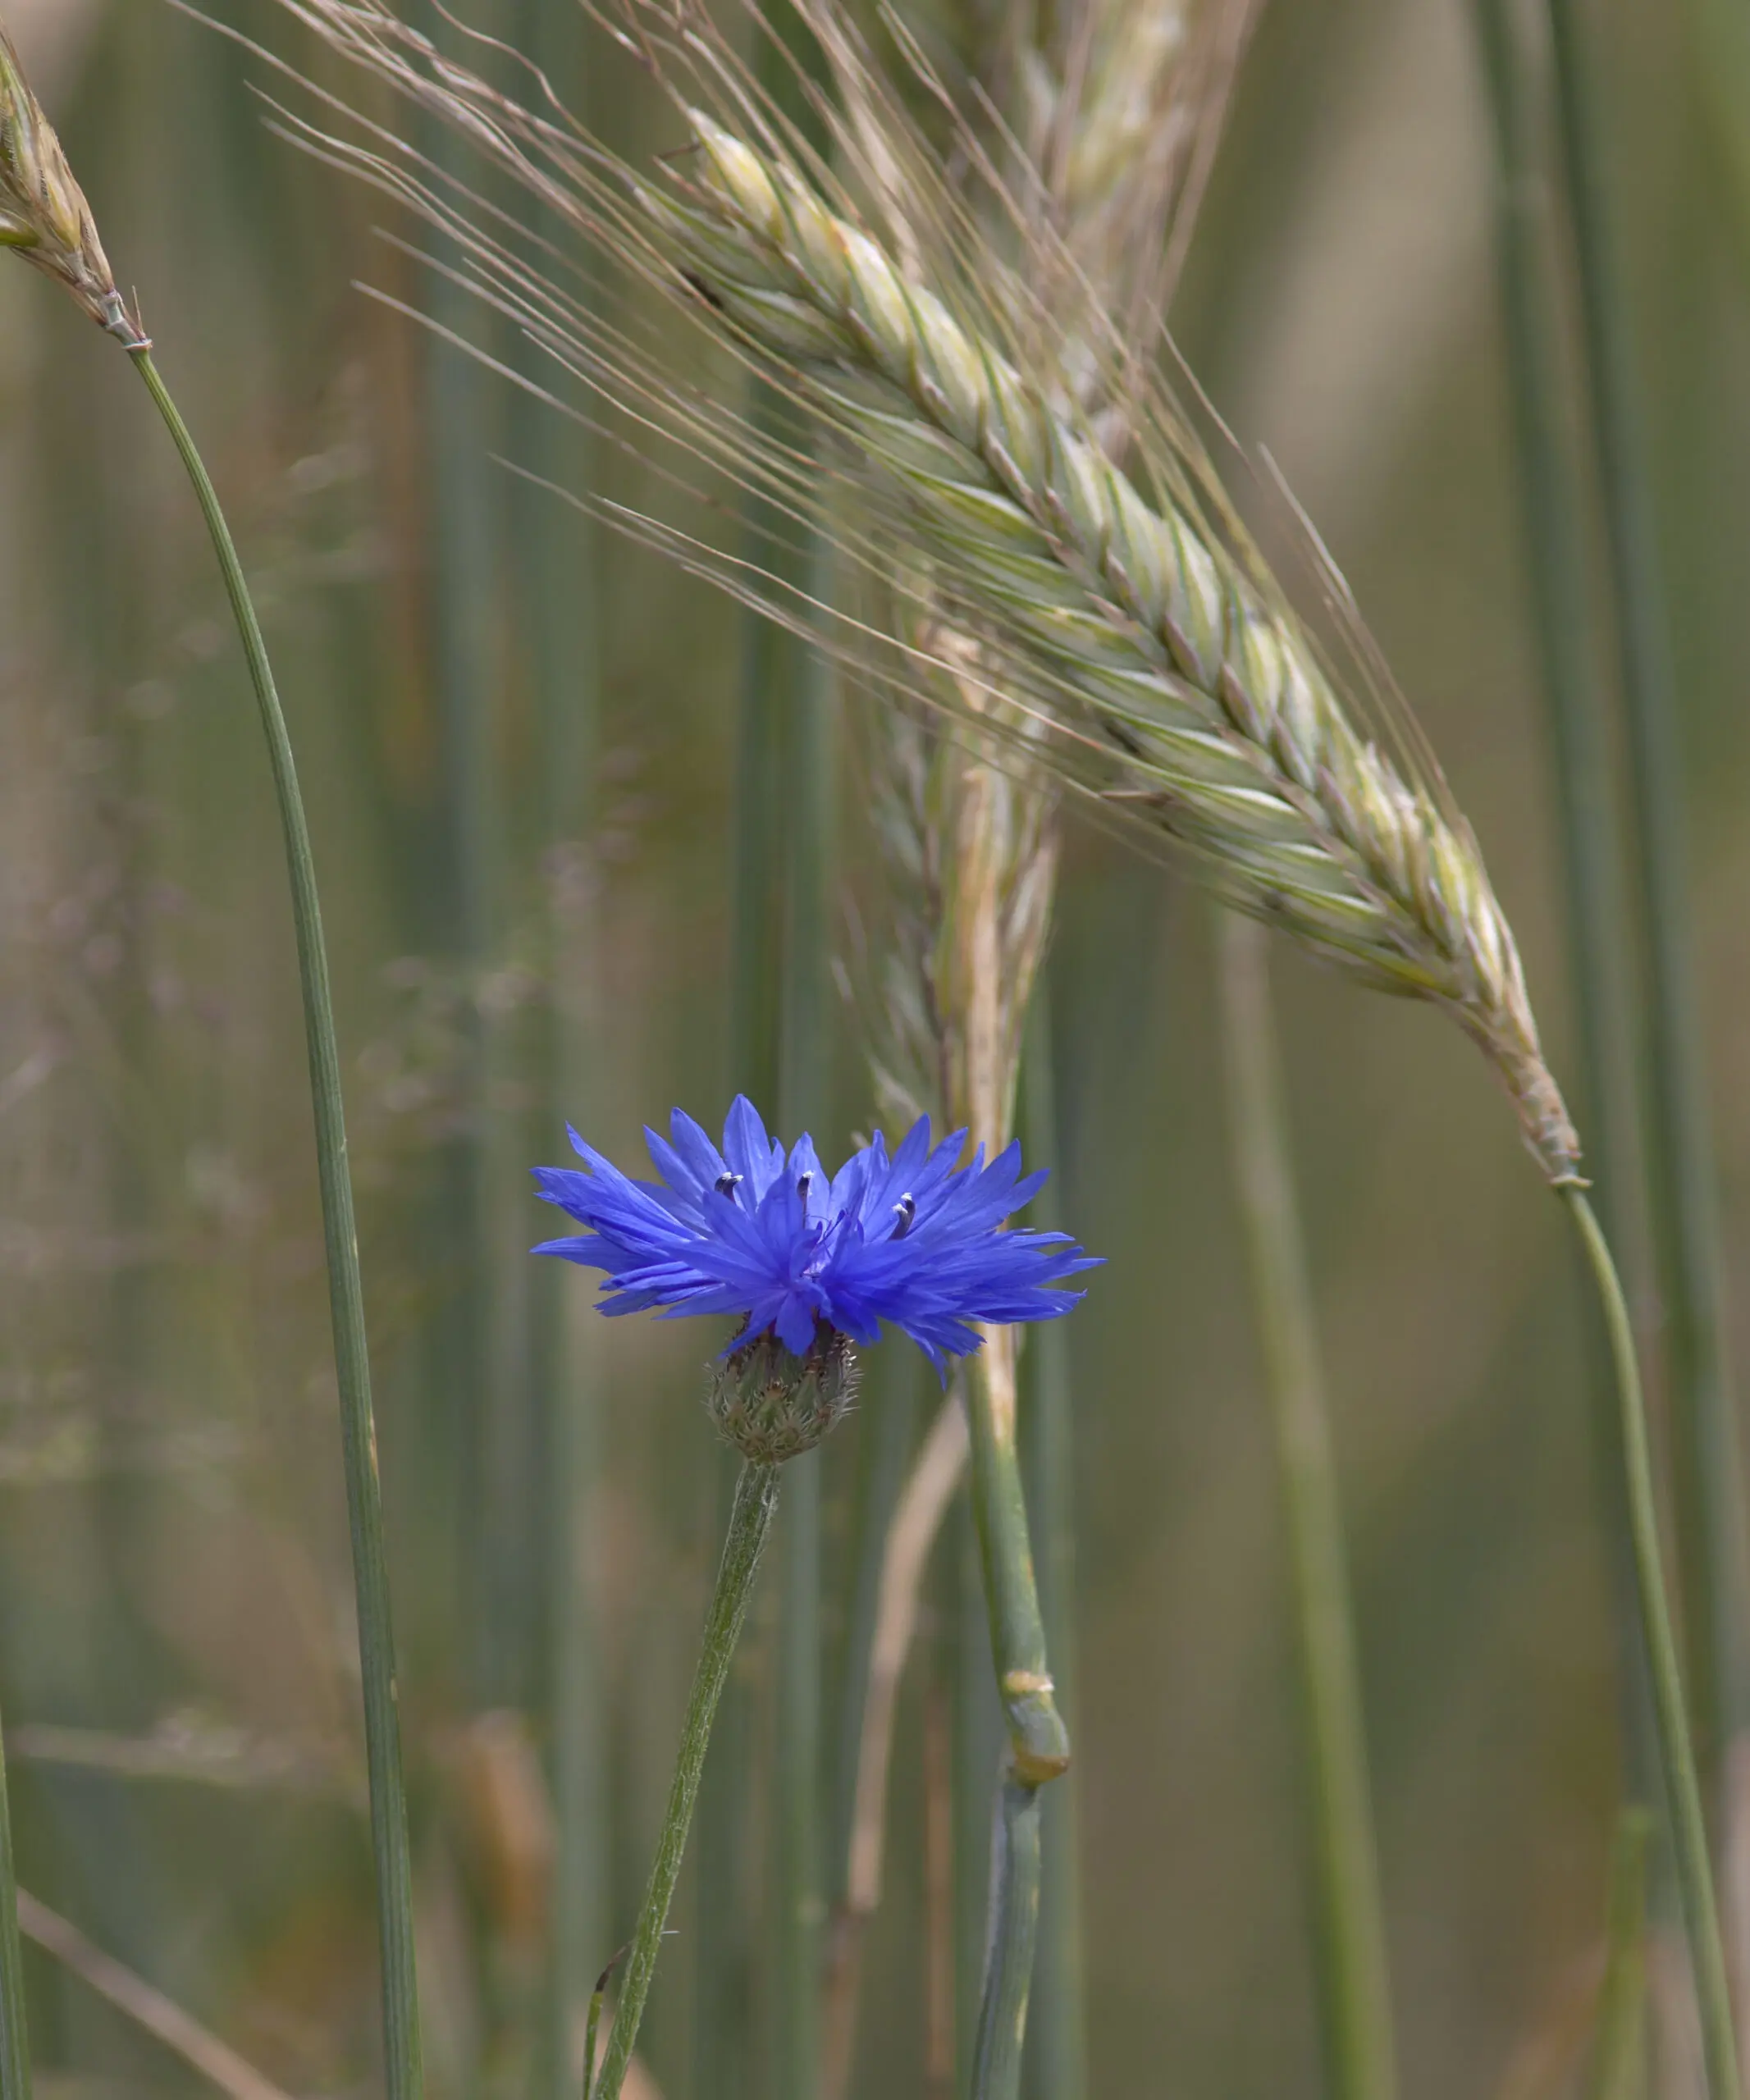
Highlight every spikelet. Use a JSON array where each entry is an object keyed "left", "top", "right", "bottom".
[
  {"left": 638, "top": 109, "right": 1579, "bottom": 1181},
  {"left": 0, "top": 25, "right": 142, "bottom": 341}
]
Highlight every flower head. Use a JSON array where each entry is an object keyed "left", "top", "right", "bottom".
[{"left": 532, "top": 1096, "right": 1098, "bottom": 1376}]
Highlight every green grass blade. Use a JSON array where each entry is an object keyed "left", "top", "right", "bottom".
[
  {"left": 0, "top": 1714, "right": 31, "bottom": 2100},
  {"left": 1584, "top": 1810, "right": 1653, "bottom": 2100},
  {"left": 1018, "top": 988, "right": 1085, "bottom": 2100},
  {"left": 774, "top": 576, "right": 836, "bottom": 2100},
  {"left": 1219, "top": 913, "right": 1396, "bottom": 2100},
  {"left": 1468, "top": 0, "right": 1657, "bottom": 1802},
  {"left": 1546, "top": 0, "right": 1750, "bottom": 1784},
  {"left": 1565, "top": 1191, "right": 1741, "bottom": 2100},
  {"left": 129, "top": 346, "right": 423, "bottom": 2100}
]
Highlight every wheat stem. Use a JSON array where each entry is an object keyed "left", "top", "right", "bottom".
[
  {"left": 1017, "top": 986, "right": 1086, "bottom": 2100},
  {"left": 129, "top": 346, "right": 424, "bottom": 2100},
  {"left": 1583, "top": 1810, "right": 1653, "bottom": 2100},
  {"left": 774, "top": 584, "right": 835, "bottom": 2100},
  {"left": 1547, "top": 0, "right": 1750, "bottom": 1786},
  {"left": 0, "top": 1717, "right": 30, "bottom": 2100},
  {"left": 1565, "top": 1189, "right": 1742, "bottom": 2100},
  {"left": 1468, "top": 0, "right": 1660, "bottom": 1809},
  {"left": 692, "top": 384, "right": 797, "bottom": 2100},
  {"left": 592, "top": 1459, "right": 782, "bottom": 2100},
  {"left": 514, "top": 21, "right": 609, "bottom": 2066},
  {"left": 1219, "top": 912, "right": 1396, "bottom": 2100},
  {"left": 971, "top": 1778, "right": 1045, "bottom": 2100}
]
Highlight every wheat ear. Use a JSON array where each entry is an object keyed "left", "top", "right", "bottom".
[
  {"left": 641, "top": 112, "right": 1579, "bottom": 1185},
  {"left": 0, "top": 27, "right": 139, "bottom": 341}
]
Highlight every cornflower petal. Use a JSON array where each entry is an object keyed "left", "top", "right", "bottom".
[{"left": 532, "top": 1099, "right": 1099, "bottom": 1371}]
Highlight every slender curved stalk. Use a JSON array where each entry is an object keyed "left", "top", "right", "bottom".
[
  {"left": 593, "top": 1459, "right": 781, "bottom": 2100},
  {"left": 1468, "top": 0, "right": 1657, "bottom": 1803},
  {"left": 127, "top": 346, "right": 423, "bottom": 2100},
  {"left": 1546, "top": 0, "right": 1750, "bottom": 1787},
  {"left": 970, "top": 1779, "right": 1044, "bottom": 2100},
  {"left": 0, "top": 1718, "right": 30, "bottom": 2100},
  {"left": 1565, "top": 1189, "right": 1741, "bottom": 2100},
  {"left": 1219, "top": 914, "right": 1397, "bottom": 2100}
]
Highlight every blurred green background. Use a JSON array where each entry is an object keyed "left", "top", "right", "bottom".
[{"left": 3, "top": 0, "right": 1749, "bottom": 2093}]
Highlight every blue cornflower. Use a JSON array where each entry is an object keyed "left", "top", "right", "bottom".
[{"left": 532, "top": 1096, "right": 1099, "bottom": 1376}]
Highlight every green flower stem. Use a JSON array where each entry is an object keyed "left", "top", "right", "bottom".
[
  {"left": 1219, "top": 915, "right": 1397, "bottom": 2100},
  {"left": 1547, "top": 0, "right": 1750, "bottom": 1782},
  {"left": 1565, "top": 1189, "right": 1742, "bottom": 2100},
  {"left": 128, "top": 346, "right": 423, "bottom": 2100},
  {"left": 593, "top": 1459, "right": 782, "bottom": 2100},
  {"left": 0, "top": 1714, "right": 30, "bottom": 2100},
  {"left": 970, "top": 1778, "right": 1044, "bottom": 2100}
]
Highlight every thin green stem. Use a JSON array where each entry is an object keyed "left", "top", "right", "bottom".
[
  {"left": 774, "top": 552, "right": 834, "bottom": 2100},
  {"left": 0, "top": 1715, "right": 31, "bottom": 2100},
  {"left": 963, "top": 1327, "right": 1067, "bottom": 2100},
  {"left": 969, "top": 1779, "right": 1044, "bottom": 2100},
  {"left": 1547, "top": 0, "right": 1750, "bottom": 1781},
  {"left": 128, "top": 346, "right": 423, "bottom": 2100},
  {"left": 1218, "top": 914, "right": 1397, "bottom": 2100},
  {"left": 592, "top": 1459, "right": 782, "bottom": 2100},
  {"left": 1584, "top": 1809, "right": 1653, "bottom": 2100},
  {"left": 1018, "top": 990, "right": 1085, "bottom": 2100},
  {"left": 1565, "top": 1189, "right": 1741, "bottom": 2100},
  {"left": 1469, "top": 0, "right": 1658, "bottom": 1803},
  {"left": 963, "top": 1342, "right": 1070, "bottom": 1792},
  {"left": 695, "top": 382, "right": 794, "bottom": 2100},
  {"left": 510, "top": 0, "right": 605, "bottom": 2072}
]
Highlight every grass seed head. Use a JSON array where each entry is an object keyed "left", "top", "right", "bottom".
[
  {"left": 249, "top": 0, "right": 1579, "bottom": 1183},
  {"left": 0, "top": 25, "right": 141, "bottom": 341},
  {"left": 647, "top": 107, "right": 1579, "bottom": 1184}
]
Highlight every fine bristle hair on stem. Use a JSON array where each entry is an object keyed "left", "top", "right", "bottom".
[
  {"left": 0, "top": 25, "right": 142, "bottom": 341},
  {"left": 236, "top": 0, "right": 1580, "bottom": 1184}
]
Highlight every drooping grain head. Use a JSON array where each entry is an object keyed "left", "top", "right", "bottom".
[
  {"left": 246, "top": 0, "right": 1581, "bottom": 1183},
  {"left": 642, "top": 109, "right": 1580, "bottom": 1182},
  {"left": 0, "top": 23, "right": 141, "bottom": 341}
]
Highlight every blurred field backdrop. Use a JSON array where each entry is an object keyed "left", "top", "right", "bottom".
[{"left": 3, "top": 0, "right": 1750, "bottom": 2093}]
